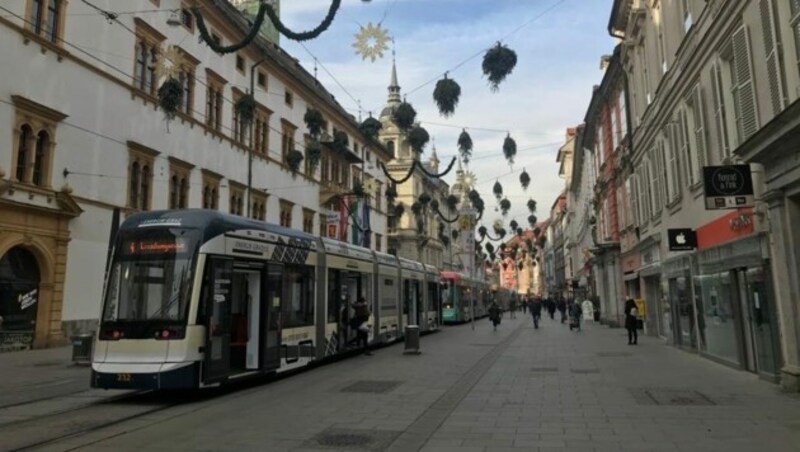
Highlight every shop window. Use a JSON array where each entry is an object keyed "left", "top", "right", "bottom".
[
  {"left": 127, "top": 142, "right": 158, "bottom": 210},
  {"left": 28, "top": 0, "right": 65, "bottom": 44}
]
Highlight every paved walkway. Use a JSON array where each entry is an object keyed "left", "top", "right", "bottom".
[
  {"left": 29, "top": 315, "right": 800, "bottom": 451},
  {"left": 0, "top": 345, "right": 92, "bottom": 408}
]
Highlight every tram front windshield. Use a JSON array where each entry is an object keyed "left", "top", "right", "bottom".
[{"left": 102, "top": 228, "right": 199, "bottom": 323}]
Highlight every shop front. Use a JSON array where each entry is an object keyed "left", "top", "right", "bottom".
[
  {"left": 637, "top": 237, "right": 663, "bottom": 339},
  {"left": 662, "top": 255, "right": 696, "bottom": 350}
]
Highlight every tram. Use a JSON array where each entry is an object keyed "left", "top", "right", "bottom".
[
  {"left": 440, "top": 271, "right": 489, "bottom": 323},
  {"left": 91, "top": 210, "right": 447, "bottom": 390}
]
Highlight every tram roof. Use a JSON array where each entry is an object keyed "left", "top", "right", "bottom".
[
  {"left": 119, "top": 209, "right": 316, "bottom": 244},
  {"left": 320, "top": 237, "right": 374, "bottom": 261}
]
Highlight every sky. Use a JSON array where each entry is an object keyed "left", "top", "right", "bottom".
[{"left": 279, "top": 0, "right": 616, "bottom": 228}]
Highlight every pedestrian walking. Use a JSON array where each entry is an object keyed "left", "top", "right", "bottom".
[
  {"left": 351, "top": 296, "right": 372, "bottom": 355},
  {"left": 488, "top": 300, "right": 502, "bottom": 331},
  {"left": 569, "top": 301, "right": 583, "bottom": 332},
  {"left": 547, "top": 298, "right": 556, "bottom": 319},
  {"left": 530, "top": 297, "right": 542, "bottom": 329},
  {"left": 509, "top": 297, "right": 517, "bottom": 319},
  {"left": 557, "top": 298, "right": 567, "bottom": 323},
  {"left": 624, "top": 298, "right": 638, "bottom": 345},
  {"left": 522, "top": 298, "right": 528, "bottom": 314}
]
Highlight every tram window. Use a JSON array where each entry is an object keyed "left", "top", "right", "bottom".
[
  {"left": 381, "top": 277, "right": 397, "bottom": 313},
  {"left": 281, "top": 264, "right": 314, "bottom": 327},
  {"left": 327, "top": 269, "right": 340, "bottom": 323}
]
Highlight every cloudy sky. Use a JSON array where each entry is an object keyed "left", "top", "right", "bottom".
[{"left": 280, "top": 0, "right": 616, "bottom": 225}]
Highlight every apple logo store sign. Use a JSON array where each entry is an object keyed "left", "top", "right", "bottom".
[{"left": 668, "top": 228, "right": 697, "bottom": 251}]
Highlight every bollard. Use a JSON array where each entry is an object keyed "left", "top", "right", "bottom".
[
  {"left": 403, "top": 325, "right": 421, "bottom": 355},
  {"left": 71, "top": 333, "right": 94, "bottom": 366}
]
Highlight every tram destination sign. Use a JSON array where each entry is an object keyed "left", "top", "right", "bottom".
[{"left": 702, "top": 165, "right": 754, "bottom": 210}]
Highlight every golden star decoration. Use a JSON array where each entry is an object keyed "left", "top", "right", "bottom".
[
  {"left": 155, "top": 45, "right": 185, "bottom": 81},
  {"left": 458, "top": 215, "right": 472, "bottom": 231},
  {"left": 353, "top": 22, "right": 390, "bottom": 63},
  {"left": 363, "top": 178, "right": 378, "bottom": 195},
  {"left": 460, "top": 170, "right": 477, "bottom": 192}
]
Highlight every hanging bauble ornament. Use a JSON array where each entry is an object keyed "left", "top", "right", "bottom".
[
  {"left": 392, "top": 102, "right": 417, "bottom": 131},
  {"left": 352, "top": 22, "right": 391, "bottom": 62},
  {"left": 527, "top": 198, "right": 537, "bottom": 213},
  {"left": 359, "top": 115, "right": 382, "bottom": 140},
  {"left": 520, "top": 169, "right": 531, "bottom": 190},
  {"left": 457, "top": 129, "right": 473, "bottom": 165},
  {"left": 287, "top": 150, "right": 304, "bottom": 175},
  {"left": 503, "top": 133, "right": 517, "bottom": 166},
  {"left": 482, "top": 42, "right": 518, "bottom": 92},
  {"left": 303, "top": 108, "right": 326, "bottom": 137},
  {"left": 446, "top": 194, "right": 459, "bottom": 211},
  {"left": 433, "top": 73, "right": 461, "bottom": 117},
  {"left": 509, "top": 219, "right": 518, "bottom": 231},
  {"left": 407, "top": 125, "right": 430, "bottom": 153},
  {"left": 492, "top": 181, "right": 503, "bottom": 200},
  {"left": 499, "top": 198, "right": 511, "bottom": 216},
  {"left": 528, "top": 215, "right": 537, "bottom": 227}
]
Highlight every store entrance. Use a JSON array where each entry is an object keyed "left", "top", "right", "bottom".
[
  {"left": 0, "top": 247, "right": 40, "bottom": 352},
  {"left": 735, "top": 267, "right": 780, "bottom": 378}
]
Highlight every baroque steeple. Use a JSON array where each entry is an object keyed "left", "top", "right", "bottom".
[{"left": 387, "top": 58, "right": 401, "bottom": 106}]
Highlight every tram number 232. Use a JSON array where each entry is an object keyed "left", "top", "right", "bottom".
[{"left": 116, "top": 373, "right": 132, "bottom": 382}]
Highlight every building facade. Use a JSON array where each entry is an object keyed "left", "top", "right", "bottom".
[{"left": 0, "top": 0, "right": 390, "bottom": 350}]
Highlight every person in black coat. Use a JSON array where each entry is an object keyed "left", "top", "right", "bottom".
[
  {"left": 530, "top": 298, "right": 543, "bottom": 329},
  {"left": 624, "top": 298, "right": 638, "bottom": 345},
  {"left": 488, "top": 301, "right": 502, "bottom": 331},
  {"left": 557, "top": 299, "right": 567, "bottom": 323}
]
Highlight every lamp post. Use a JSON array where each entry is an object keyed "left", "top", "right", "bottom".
[{"left": 246, "top": 58, "right": 267, "bottom": 218}]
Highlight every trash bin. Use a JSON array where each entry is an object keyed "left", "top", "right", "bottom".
[
  {"left": 71, "top": 333, "right": 94, "bottom": 366},
  {"left": 403, "top": 325, "right": 421, "bottom": 355}
]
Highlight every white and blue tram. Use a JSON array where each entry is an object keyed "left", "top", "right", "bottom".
[{"left": 91, "top": 210, "right": 443, "bottom": 389}]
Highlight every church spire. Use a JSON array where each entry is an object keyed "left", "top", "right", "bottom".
[{"left": 387, "top": 42, "right": 401, "bottom": 106}]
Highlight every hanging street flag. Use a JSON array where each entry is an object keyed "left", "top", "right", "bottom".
[
  {"left": 351, "top": 197, "right": 360, "bottom": 245},
  {"left": 362, "top": 198, "right": 371, "bottom": 249},
  {"left": 338, "top": 197, "right": 350, "bottom": 242}
]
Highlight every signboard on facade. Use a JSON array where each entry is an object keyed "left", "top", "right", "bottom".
[
  {"left": 702, "top": 165, "right": 755, "bottom": 210},
  {"left": 667, "top": 229, "right": 697, "bottom": 251}
]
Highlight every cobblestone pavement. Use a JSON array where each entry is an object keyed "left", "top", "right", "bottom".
[
  {"left": 25, "top": 315, "right": 800, "bottom": 452},
  {"left": 0, "top": 346, "right": 90, "bottom": 408}
]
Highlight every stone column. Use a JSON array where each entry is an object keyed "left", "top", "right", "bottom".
[{"left": 764, "top": 190, "right": 800, "bottom": 391}]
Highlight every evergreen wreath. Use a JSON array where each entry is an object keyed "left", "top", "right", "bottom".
[
  {"left": 407, "top": 125, "right": 430, "bottom": 153},
  {"left": 432, "top": 74, "right": 461, "bottom": 117},
  {"left": 306, "top": 140, "right": 323, "bottom": 173},
  {"left": 287, "top": 150, "right": 304, "bottom": 174},
  {"left": 499, "top": 198, "right": 511, "bottom": 216},
  {"left": 392, "top": 101, "right": 417, "bottom": 131},
  {"left": 493, "top": 181, "right": 503, "bottom": 200},
  {"left": 457, "top": 129, "right": 473, "bottom": 164},
  {"left": 157, "top": 77, "right": 183, "bottom": 125},
  {"left": 359, "top": 116, "right": 382, "bottom": 140},
  {"left": 193, "top": 0, "right": 341, "bottom": 54},
  {"left": 235, "top": 94, "right": 257, "bottom": 126},
  {"left": 519, "top": 169, "right": 531, "bottom": 190},
  {"left": 503, "top": 134, "right": 517, "bottom": 166},
  {"left": 482, "top": 42, "right": 518, "bottom": 91},
  {"left": 527, "top": 198, "right": 537, "bottom": 213},
  {"left": 303, "top": 108, "right": 326, "bottom": 136}
]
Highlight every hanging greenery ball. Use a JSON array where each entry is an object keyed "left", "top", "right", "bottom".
[
  {"left": 451, "top": 229, "right": 459, "bottom": 240},
  {"left": 478, "top": 225, "right": 487, "bottom": 237},
  {"left": 457, "top": 129, "right": 473, "bottom": 165},
  {"left": 482, "top": 42, "right": 518, "bottom": 91},
  {"left": 430, "top": 199, "right": 440, "bottom": 211},
  {"left": 235, "top": 94, "right": 257, "bottom": 126},
  {"left": 500, "top": 198, "right": 511, "bottom": 216},
  {"left": 441, "top": 235, "right": 450, "bottom": 247},
  {"left": 407, "top": 126, "right": 431, "bottom": 153},
  {"left": 411, "top": 202, "right": 423, "bottom": 215},
  {"left": 353, "top": 180, "right": 365, "bottom": 198},
  {"left": 520, "top": 169, "right": 531, "bottom": 190},
  {"left": 446, "top": 194, "right": 459, "bottom": 211},
  {"left": 392, "top": 101, "right": 417, "bottom": 131},
  {"left": 493, "top": 181, "right": 503, "bottom": 200},
  {"left": 516, "top": 228, "right": 523, "bottom": 236},
  {"left": 527, "top": 198, "right": 537, "bottom": 213},
  {"left": 393, "top": 202, "right": 405, "bottom": 218},
  {"left": 418, "top": 192, "right": 431, "bottom": 205},
  {"left": 287, "top": 150, "right": 304, "bottom": 174},
  {"left": 307, "top": 140, "right": 323, "bottom": 173},
  {"left": 528, "top": 214, "right": 537, "bottom": 227},
  {"left": 359, "top": 116, "right": 382, "bottom": 140},
  {"left": 303, "top": 108, "right": 326, "bottom": 136},
  {"left": 472, "top": 196, "right": 485, "bottom": 215},
  {"left": 385, "top": 184, "right": 398, "bottom": 202},
  {"left": 468, "top": 189, "right": 481, "bottom": 202},
  {"left": 433, "top": 74, "right": 461, "bottom": 117},
  {"left": 509, "top": 219, "right": 518, "bottom": 231},
  {"left": 503, "top": 134, "right": 517, "bottom": 165},
  {"left": 485, "top": 242, "right": 495, "bottom": 254},
  {"left": 333, "top": 130, "right": 349, "bottom": 152},
  {"left": 157, "top": 77, "right": 183, "bottom": 122}
]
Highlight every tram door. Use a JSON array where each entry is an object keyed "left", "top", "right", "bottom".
[
  {"left": 262, "top": 264, "right": 282, "bottom": 371},
  {"left": 204, "top": 257, "right": 233, "bottom": 382}
]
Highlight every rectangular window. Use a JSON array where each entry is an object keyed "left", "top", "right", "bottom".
[
  {"left": 791, "top": 0, "right": 800, "bottom": 82},
  {"left": 229, "top": 183, "right": 245, "bottom": 216},
  {"left": 281, "top": 121, "right": 296, "bottom": 164},
  {"left": 205, "top": 69, "right": 226, "bottom": 133},
  {"left": 760, "top": 0, "right": 787, "bottom": 116},
  {"left": 251, "top": 191, "right": 267, "bottom": 220},
  {"left": 375, "top": 180, "right": 382, "bottom": 211},
  {"left": 302, "top": 209, "right": 314, "bottom": 233},
  {"left": 168, "top": 158, "right": 193, "bottom": 209},
  {"left": 285, "top": 89, "right": 293, "bottom": 107},
  {"left": 281, "top": 264, "right": 315, "bottom": 327},
  {"left": 232, "top": 89, "right": 248, "bottom": 145},
  {"left": 201, "top": 170, "right": 221, "bottom": 210},
  {"left": 27, "top": 0, "right": 63, "bottom": 43},
  {"left": 254, "top": 107, "right": 270, "bottom": 155},
  {"left": 610, "top": 104, "right": 619, "bottom": 152},
  {"left": 180, "top": 7, "right": 193, "bottom": 32},
  {"left": 128, "top": 142, "right": 158, "bottom": 211},
  {"left": 663, "top": 131, "right": 679, "bottom": 203},
  {"left": 257, "top": 71, "right": 267, "bottom": 90},
  {"left": 279, "top": 199, "right": 293, "bottom": 228},
  {"left": 375, "top": 233, "right": 382, "bottom": 252},
  {"left": 729, "top": 25, "right": 760, "bottom": 143},
  {"left": 710, "top": 60, "right": 732, "bottom": 161},
  {"left": 236, "top": 55, "right": 245, "bottom": 74}
]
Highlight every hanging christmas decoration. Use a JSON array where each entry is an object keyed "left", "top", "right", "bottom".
[
  {"left": 307, "top": 140, "right": 323, "bottom": 173},
  {"left": 193, "top": 0, "right": 341, "bottom": 55},
  {"left": 499, "top": 198, "right": 511, "bottom": 216},
  {"left": 516, "top": 227, "right": 524, "bottom": 236},
  {"left": 446, "top": 194, "right": 459, "bottom": 211},
  {"left": 485, "top": 242, "right": 495, "bottom": 255},
  {"left": 419, "top": 192, "right": 431, "bottom": 206},
  {"left": 333, "top": 130, "right": 349, "bottom": 153},
  {"left": 287, "top": 150, "right": 304, "bottom": 175},
  {"left": 392, "top": 101, "right": 417, "bottom": 131},
  {"left": 157, "top": 77, "right": 183, "bottom": 126},
  {"left": 359, "top": 116, "right": 382, "bottom": 140},
  {"left": 478, "top": 225, "right": 487, "bottom": 238},
  {"left": 363, "top": 178, "right": 378, "bottom": 197},
  {"left": 509, "top": 219, "right": 518, "bottom": 231},
  {"left": 451, "top": 230, "right": 459, "bottom": 240},
  {"left": 503, "top": 134, "right": 517, "bottom": 166},
  {"left": 430, "top": 199, "right": 440, "bottom": 212},
  {"left": 353, "top": 181, "right": 365, "bottom": 198},
  {"left": 460, "top": 169, "right": 477, "bottom": 192},
  {"left": 303, "top": 108, "right": 326, "bottom": 136},
  {"left": 493, "top": 181, "right": 503, "bottom": 200},
  {"left": 407, "top": 125, "right": 431, "bottom": 153},
  {"left": 385, "top": 184, "right": 398, "bottom": 203},
  {"left": 379, "top": 157, "right": 456, "bottom": 185},
  {"left": 457, "top": 129, "right": 473, "bottom": 165},
  {"left": 519, "top": 169, "right": 531, "bottom": 190},
  {"left": 527, "top": 198, "right": 537, "bottom": 213},
  {"left": 155, "top": 45, "right": 184, "bottom": 81},
  {"left": 482, "top": 42, "right": 518, "bottom": 91},
  {"left": 235, "top": 95, "right": 257, "bottom": 126},
  {"left": 411, "top": 202, "right": 423, "bottom": 216},
  {"left": 352, "top": 22, "right": 391, "bottom": 62},
  {"left": 528, "top": 215, "right": 537, "bottom": 227},
  {"left": 433, "top": 73, "right": 461, "bottom": 117},
  {"left": 393, "top": 202, "right": 405, "bottom": 218}
]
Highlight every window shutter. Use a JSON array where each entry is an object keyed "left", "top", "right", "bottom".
[
  {"left": 656, "top": 145, "right": 666, "bottom": 210},
  {"left": 631, "top": 175, "right": 639, "bottom": 226},
  {"left": 759, "top": 0, "right": 787, "bottom": 116},
  {"left": 731, "top": 25, "right": 759, "bottom": 141},
  {"left": 710, "top": 61, "right": 730, "bottom": 160},
  {"left": 677, "top": 109, "right": 694, "bottom": 185},
  {"left": 666, "top": 126, "right": 680, "bottom": 200},
  {"left": 691, "top": 85, "right": 709, "bottom": 172}
]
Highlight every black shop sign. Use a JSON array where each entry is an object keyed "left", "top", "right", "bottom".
[
  {"left": 667, "top": 229, "right": 697, "bottom": 251},
  {"left": 702, "top": 165, "right": 754, "bottom": 210}
]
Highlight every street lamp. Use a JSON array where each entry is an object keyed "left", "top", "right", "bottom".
[{"left": 246, "top": 58, "right": 267, "bottom": 218}]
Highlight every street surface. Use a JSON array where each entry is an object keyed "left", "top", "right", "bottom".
[{"left": 3, "top": 315, "right": 800, "bottom": 452}]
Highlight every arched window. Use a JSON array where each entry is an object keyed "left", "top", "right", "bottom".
[
  {"left": 16, "top": 125, "right": 32, "bottom": 182},
  {"left": 130, "top": 161, "right": 141, "bottom": 208},
  {"left": 32, "top": 131, "right": 49, "bottom": 186},
  {"left": 140, "top": 165, "right": 150, "bottom": 210}
]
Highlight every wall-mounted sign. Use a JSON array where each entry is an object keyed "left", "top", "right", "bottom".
[
  {"left": 702, "top": 165, "right": 754, "bottom": 210},
  {"left": 667, "top": 228, "right": 697, "bottom": 251}
]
